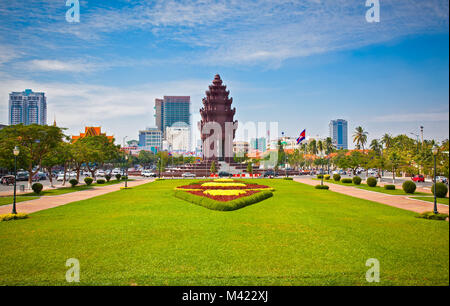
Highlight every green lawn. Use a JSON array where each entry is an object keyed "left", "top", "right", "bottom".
[
  {"left": 0, "top": 196, "right": 39, "bottom": 206},
  {"left": 0, "top": 179, "right": 448, "bottom": 286},
  {"left": 410, "top": 196, "right": 449, "bottom": 205},
  {"left": 315, "top": 178, "right": 428, "bottom": 195}
]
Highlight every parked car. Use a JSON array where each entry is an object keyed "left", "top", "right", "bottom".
[
  {"left": 141, "top": 170, "right": 157, "bottom": 177},
  {"left": 16, "top": 171, "right": 29, "bottom": 181},
  {"left": 32, "top": 172, "right": 47, "bottom": 181},
  {"left": 435, "top": 176, "right": 448, "bottom": 184},
  {"left": 95, "top": 170, "right": 105, "bottom": 177},
  {"left": 412, "top": 175, "right": 425, "bottom": 183},
  {"left": 218, "top": 171, "right": 232, "bottom": 178},
  {"left": 263, "top": 170, "right": 278, "bottom": 178},
  {"left": 1, "top": 175, "right": 15, "bottom": 185},
  {"left": 56, "top": 173, "right": 67, "bottom": 181},
  {"left": 182, "top": 172, "right": 196, "bottom": 178}
]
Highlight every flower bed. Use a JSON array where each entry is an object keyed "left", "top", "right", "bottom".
[{"left": 174, "top": 179, "right": 274, "bottom": 210}]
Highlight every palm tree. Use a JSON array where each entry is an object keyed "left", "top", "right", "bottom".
[
  {"left": 353, "top": 126, "right": 368, "bottom": 151},
  {"left": 308, "top": 139, "right": 317, "bottom": 155},
  {"left": 317, "top": 140, "right": 324, "bottom": 154},
  {"left": 324, "top": 137, "right": 334, "bottom": 154},
  {"left": 370, "top": 139, "right": 381, "bottom": 154},
  {"left": 381, "top": 133, "right": 392, "bottom": 150}
]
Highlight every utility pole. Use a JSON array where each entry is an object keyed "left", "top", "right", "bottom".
[{"left": 420, "top": 126, "right": 424, "bottom": 145}]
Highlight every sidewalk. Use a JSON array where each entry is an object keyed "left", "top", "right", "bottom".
[
  {"left": 0, "top": 179, "right": 152, "bottom": 215},
  {"left": 294, "top": 177, "right": 449, "bottom": 215}
]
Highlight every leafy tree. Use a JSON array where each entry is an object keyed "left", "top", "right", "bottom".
[
  {"left": 0, "top": 124, "right": 65, "bottom": 188},
  {"left": 210, "top": 161, "right": 217, "bottom": 174},
  {"left": 246, "top": 162, "right": 253, "bottom": 174},
  {"left": 308, "top": 139, "right": 317, "bottom": 155},
  {"left": 387, "top": 151, "right": 404, "bottom": 184},
  {"left": 41, "top": 139, "right": 71, "bottom": 187}
]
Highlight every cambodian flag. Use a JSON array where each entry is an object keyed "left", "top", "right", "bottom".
[{"left": 296, "top": 129, "right": 306, "bottom": 144}]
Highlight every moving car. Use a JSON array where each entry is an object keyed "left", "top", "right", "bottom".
[
  {"left": 263, "top": 170, "right": 278, "bottom": 178},
  {"left": 411, "top": 175, "right": 425, "bottom": 183},
  {"left": 141, "top": 170, "right": 157, "bottom": 177},
  {"left": 218, "top": 171, "right": 232, "bottom": 178}
]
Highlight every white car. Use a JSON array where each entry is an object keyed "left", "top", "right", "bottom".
[
  {"left": 56, "top": 173, "right": 68, "bottom": 181},
  {"left": 141, "top": 170, "right": 157, "bottom": 177},
  {"left": 95, "top": 170, "right": 105, "bottom": 177},
  {"left": 182, "top": 172, "right": 196, "bottom": 178}
]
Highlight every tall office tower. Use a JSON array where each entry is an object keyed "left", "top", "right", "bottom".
[
  {"left": 154, "top": 96, "right": 190, "bottom": 137},
  {"left": 250, "top": 137, "right": 267, "bottom": 152},
  {"left": 139, "top": 127, "right": 163, "bottom": 153},
  {"left": 9, "top": 89, "right": 47, "bottom": 125},
  {"left": 329, "top": 119, "right": 348, "bottom": 150}
]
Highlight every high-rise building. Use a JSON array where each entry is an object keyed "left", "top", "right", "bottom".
[
  {"left": 165, "top": 122, "right": 191, "bottom": 152},
  {"left": 250, "top": 137, "right": 267, "bottom": 152},
  {"left": 9, "top": 89, "right": 47, "bottom": 125},
  {"left": 329, "top": 119, "right": 348, "bottom": 150},
  {"left": 154, "top": 96, "right": 190, "bottom": 137},
  {"left": 139, "top": 128, "right": 163, "bottom": 153}
]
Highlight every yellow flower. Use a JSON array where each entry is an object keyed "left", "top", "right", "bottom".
[
  {"left": 214, "top": 178, "right": 234, "bottom": 182},
  {"left": 203, "top": 190, "right": 247, "bottom": 196},
  {"left": 201, "top": 182, "right": 246, "bottom": 187}
]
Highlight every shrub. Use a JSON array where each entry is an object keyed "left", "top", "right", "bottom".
[
  {"left": 283, "top": 177, "right": 293, "bottom": 180},
  {"left": 115, "top": 174, "right": 122, "bottom": 180},
  {"left": 105, "top": 174, "right": 112, "bottom": 182},
  {"left": 384, "top": 184, "right": 396, "bottom": 190},
  {"left": 317, "top": 174, "right": 323, "bottom": 179},
  {"left": 31, "top": 183, "right": 43, "bottom": 195},
  {"left": 96, "top": 179, "right": 106, "bottom": 184},
  {"left": 366, "top": 177, "right": 377, "bottom": 187},
  {"left": 416, "top": 211, "right": 449, "bottom": 221},
  {"left": 352, "top": 176, "right": 362, "bottom": 185},
  {"left": 69, "top": 179, "right": 78, "bottom": 187},
  {"left": 122, "top": 176, "right": 128, "bottom": 180},
  {"left": 333, "top": 174, "right": 341, "bottom": 181},
  {"left": 174, "top": 190, "right": 273, "bottom": 211},
  {"left": 315, "top": 185, "right": 329, "bottom": 190},
  {"left": 324, "top": 175, "right": 330, "bottom": 180},
  {"left": 0, "top": 213, "right": 29, "bottom": 222},
  {"left": 402, "top": 181, "right": 416, "bottom": 194},
  {"left": 155, "top": 178, "right": 165, "bottom": 181},
  {"left": 432, "top": 182, "right": 448, "bottom": 198},
  {"left": 341, "top": 178, "right": 352, "bottom": 184},
  {"left": 84, "top": 177, "right": 93, "bottom": 186}
]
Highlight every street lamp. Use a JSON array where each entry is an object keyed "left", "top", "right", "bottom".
[
  {"left": 319, "top": 151, "right": 325, "bottom": 186},
  {"left": 125, "top": 155, "right": 129, "bottom": 188},
  {"left": 432, "top": 145, "right": 439, "bottom": 214},
  {"left": 12, "top": 146, "right": 20, "bottom": 214}
]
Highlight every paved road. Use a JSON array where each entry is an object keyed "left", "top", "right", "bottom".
[
  {"left": 0, "top": 179, "right": 153, "bottom": 215},
  {"left": 294, "top": 177, "right": 449, "bottom": 215}
]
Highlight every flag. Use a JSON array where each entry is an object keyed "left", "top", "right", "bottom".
[{"left": 296, "top": 129, "right": 306, "bottom": 144}]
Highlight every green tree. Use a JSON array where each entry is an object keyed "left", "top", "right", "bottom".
[
  {"left": 353, "top": 126, "right": 368, "bottom": 151},
  {"left": 246, "top": 162, "right": 253, "bottom": 174},
  {"left": 308, "top": 139, "right": 317, "bottom": 155},
  {"left": 0, "top": 124, "right": 65, "bottom": 188},
  {"left": 210, "top": 161, "right": 217, "bottom": 174}
]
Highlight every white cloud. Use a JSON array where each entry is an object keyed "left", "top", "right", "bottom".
[{"left": 24, "top": 59, "right": 98, "bottom": 73}]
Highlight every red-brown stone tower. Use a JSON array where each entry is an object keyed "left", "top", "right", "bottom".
[{"left": 199, "top": 74, "right": 238, "bottom": 161}]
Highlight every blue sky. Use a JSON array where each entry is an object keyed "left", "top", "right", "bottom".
[{"left": 0, "top": 0, "right": 448, "bottom": 148}]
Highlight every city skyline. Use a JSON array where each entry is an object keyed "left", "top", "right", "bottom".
[{"left": 0, "top": 1, "right": 448, "bottom": 147}]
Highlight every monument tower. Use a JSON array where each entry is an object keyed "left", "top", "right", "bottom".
[{"left": 199, "top": 74, "right": 238, "bottom": 161}]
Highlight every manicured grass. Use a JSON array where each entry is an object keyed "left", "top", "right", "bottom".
[
  {"left": 410, "top": 196, "right": 449, "bottom": 205},
  {"left": 0, "top": 196, "right": 39, "bottom": 206},
  {"left": 24, "top": 180, "right": 128, "bottom": 196},
  {"left": 0, "top": 179, "right": 448, "bottom": 285},
  {"left": 315, "top": 178, "right": 428, "bottom": 195}
]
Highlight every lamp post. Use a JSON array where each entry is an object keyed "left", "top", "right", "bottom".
[
  {"left": 125, "top": 155, "right": 129, "bottom": 188},
  {"left": 432, "top": 145, "right": 439, "bottom": 214},
  {"left": 12, "top": 146, "right": 20, "bottom": 214},
  {"left": 319, "top": 151, "right": 325, "bottom": 186}
]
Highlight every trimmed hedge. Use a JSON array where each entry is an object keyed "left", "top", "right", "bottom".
[
  {"left": 0, "top": 213, "right": 29, "bottom": 222},
  {"left": 69, "top": 179, "right": 78, "bottom": 187},
  {"left": 283, "top": 177, "right": 293, "bottom": 180},
  {"left": 366, "top": 177, "right": 377, "bottom": 187},
  {"left": 352, "top": 176, "right": 362, "bottom": 185},
  {"left": 384, "top": 184, "right": 396, "bottom": 190},
  {"left": 315, "top": 185, "right": 329, "bottom": 190},
  {"left": 432, "top": 182, "right": 448, "bottom": 198},
  {"left": 122, "top": 176, "right": 128, "bottom": 181},
  {"left": 174, "top": 190, "right": 273, "bottom": 211},
  {"left": 105, "top": 174, "right": 112, "bottom": 182},
  {"left": 416, "top": 211, "right": 449, "bottom": 221},
  {"left": 333, "top": 174, "right": 341, "bottom": 182},
  {"left": 341, "top": 178, "right": 352, "bottom": 184},
  {"left": 32, "top": 183, "right": 43, "bottom": 195},
  {"left": 317, "top": 175, "right": 323, "bottom": 179},
  {"left": 324, "top": 175, "right": 330, "bottom": 180},
  {"left": 115, "top": 174, "right": 122, "bottom": 180},
  {"left": 84, "top": 177, "right": 93, "bottom": 186},
  {"left": 96, "top": 179, "right": 106, "bottom": 184},
  {"left": 402, "top": 181, "right": 416, "bottom": 194}
]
